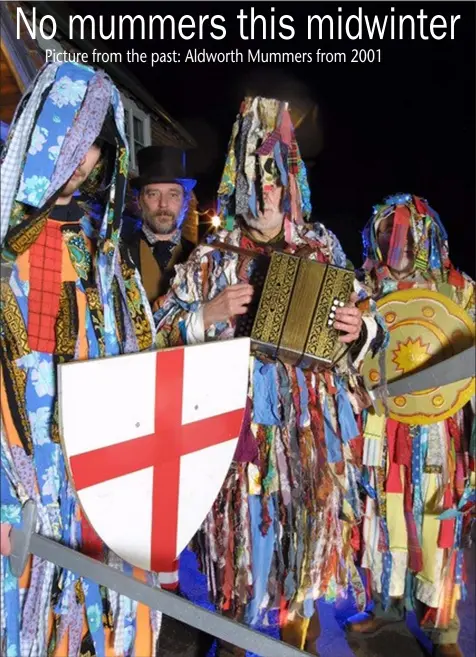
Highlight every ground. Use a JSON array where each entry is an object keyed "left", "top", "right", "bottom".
[{"left": 179, "top": 546, "right": 476, "bottom": 657}]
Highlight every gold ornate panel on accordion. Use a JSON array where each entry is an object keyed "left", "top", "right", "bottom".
[{"left": 235, "top": 251, "right": 355, "bottom": 369}]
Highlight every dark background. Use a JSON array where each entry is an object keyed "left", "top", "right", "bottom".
[{"left": 66, "top": 1, "right": 475, "bottom": 274}]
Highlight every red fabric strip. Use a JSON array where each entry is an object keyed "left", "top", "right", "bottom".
[
  {"left": 414, "top": 197, "right": 429, "bottom": 216},
  {"left": 395, "top": 423, "right": 412, "bottom": 469},
  {"left": 28, "top": 221, "right": 63, "bottom": 353},
  {"left": 446, "top": 416, "right": 461, "bottom": 453},
  {"left": 397, "top": 281, "right": 414, "bottom": 290},
  {"left": 386, "top": 419, "right": 403, "bottom": 493},
  {"left": 448, "top": 268, "right": 465, "bottom": 289},
  {"left": 438, "top": 486, "right": 455, "bottom": 549},
  {"left": 81, "top": 514, "right": 104, "bottom": 561},
  {"left": 387, "top": 206, "right": 411, "bottom": 269}
]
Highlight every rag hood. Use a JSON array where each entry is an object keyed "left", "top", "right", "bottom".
[
  {"left": 217, "top": 96, "right": 312, "bottom": 230},
  {"left": 1, "top": 61, "right": 129, "bottom": 265},
  {"left": 362, "top": 193, "right": 451, "bottom": 280}
]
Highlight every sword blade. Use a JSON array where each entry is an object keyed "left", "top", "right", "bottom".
[
  {"left": 384, "top": 345, "right": 476, "bottom": 397},
  {"left": 10, "top": 502, "right": 312, "bottom": 657}
]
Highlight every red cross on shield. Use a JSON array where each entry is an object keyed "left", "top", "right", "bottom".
[{"left": 58, "top": 339, "right": 250, "bottom": 583}]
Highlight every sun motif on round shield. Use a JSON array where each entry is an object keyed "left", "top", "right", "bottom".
[
  {"left": 392, "top": 336, "right": 432, "bottom": 375},
  {"left": 360, "top": 289, "right": 475, "bottom": 424}
]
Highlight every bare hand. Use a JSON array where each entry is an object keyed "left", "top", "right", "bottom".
[
  {"left": 203, "top": 284, "right": 253, "bottom": 329},
  {"left": 334, "top": 292, "right": 363, "bottom": 343},
  {"left": 0, "top": 523, "right": 12, "bottom": 557}
]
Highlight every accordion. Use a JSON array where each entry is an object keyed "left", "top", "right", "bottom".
[{"left": 235, "top": 251, "right": 355, "bottom": 369}]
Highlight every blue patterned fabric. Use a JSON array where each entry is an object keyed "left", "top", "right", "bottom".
[{"left": 17, "top": 64, "right": 93, "bottom": 207}]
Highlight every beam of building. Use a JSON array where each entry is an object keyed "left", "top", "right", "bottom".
[{"left": 0, "top": 2, "right": 39, "bottom": 90}]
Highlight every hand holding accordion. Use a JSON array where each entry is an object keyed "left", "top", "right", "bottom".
[
  {"left": 203, "top": 283, "right": 254, "bottom": 329},
  {"left": 231, "top": 249, "right": 357, "bottom": 370}
]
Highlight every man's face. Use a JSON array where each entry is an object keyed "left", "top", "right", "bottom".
[
  {"left": 377, "top": 214, "right": 415, "bottom": 275},
  {"left": 60, "top": 144, "right": 102, "bottom": 198},
  {"left": 244, "top": 183, "right": 284, "bottom": 232},
  {"left": 140, "top": 183, "right": 184, "bottom": 235}
]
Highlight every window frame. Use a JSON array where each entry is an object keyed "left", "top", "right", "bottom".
[{"left": 120, "top": 95, "right": 151, "bottom": 174}]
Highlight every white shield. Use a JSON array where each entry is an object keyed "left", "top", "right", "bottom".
[{"left": 58, "top": 338, "right": 250, "bottom": 579}]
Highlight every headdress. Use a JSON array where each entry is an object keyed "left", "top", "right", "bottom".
[
  {"left": 217, "top": 96, "right": 311, "bottom": 230},
  {"left": 362, "top": 193, "right": 451, "bottom": 278},
  {"left": 1, "top": 61, "right": 130, "bottom": 271}
]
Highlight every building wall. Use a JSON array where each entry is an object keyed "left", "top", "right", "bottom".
[{"left": 0, "top": 48, "right": 23, "bottom": 125}]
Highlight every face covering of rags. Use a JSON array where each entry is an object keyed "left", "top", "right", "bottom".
[
  {"left": 356, "top": 194, "right": 475, "bottom": 634},
  {"left": 154, "top": 96, "right": 387, "bottom": 651},
  {"left": 0, "top": 62, "right": 159, "bottom": 657}
]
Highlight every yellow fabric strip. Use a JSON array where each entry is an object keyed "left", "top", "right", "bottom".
[
  {"left": 281, "top": 615, "right": 311, "bottom": 650},
  {"left": 419, "top": 473, "right": 441, "bottom": 584},
  {"left": 364, "top": 411, "right": 386, "bottom": 439},
  {"left": 363, "top": 411, "right": 386, "bottom": 466},
  {"left": 386, "top": 467, "right": 408, "bottom": 551}
]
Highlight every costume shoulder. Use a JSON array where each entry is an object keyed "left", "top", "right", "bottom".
[
  {"left": 300, "top": 220, "right": 348, "bottom": 268},
  {"left": 183, "top": 228, "right": 241, "bottom": 263}
]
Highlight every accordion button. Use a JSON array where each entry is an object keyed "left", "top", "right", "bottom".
[
  {"left": 339, "top": 301, "right": 345, "bottom": 307},
  {"left": 328, "top": 320, "right": 333, "bottom": 326},
  {"left": 331, "top": 305, "right": 337, "bottom": 312},
  {"left": 334, "top": 298, "right": 339, "bottom": 304},
  {"left": 329, "top": 312, "right": 335, "bottom": 319}
]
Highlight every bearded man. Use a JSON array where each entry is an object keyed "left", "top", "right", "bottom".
[
  {"left": 123, "top": 145, "right": 198, "bottom": 307},
  {"left": 155, "top": 97, "right": 388, "bottom": 656}
]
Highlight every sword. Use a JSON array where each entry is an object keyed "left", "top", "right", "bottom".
[
  {"left": 369, "top": 344, "right": 476, "bottom": 406},
  {"left": 9, "top": 500, "right": 313, "bottom": 657}
]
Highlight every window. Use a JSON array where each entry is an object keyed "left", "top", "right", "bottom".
[
  {"left": 124, "top": 109, "right": 130, "bottom": 141},
  {"left": 133, "top": 115, "right": 145, "bottom": 156},
  {"left": 120, "top": 95, "right": 151, "bottom": 174}
]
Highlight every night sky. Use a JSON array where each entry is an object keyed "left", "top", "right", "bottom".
[{"left": 65, "top": 1, "right": 475, "bottom": 274}]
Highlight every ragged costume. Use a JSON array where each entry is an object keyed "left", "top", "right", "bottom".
[
  {"left": 356, "top": 194, "right": 475, "bottom": 648},
  {"left": 0, "top": 62, "right": 161, "bottom": 656},
  {"left": 155, "top": 97, "right": 387, "bottom": 654}
]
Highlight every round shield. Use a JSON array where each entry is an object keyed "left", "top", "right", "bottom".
[{"left": 362, "top": 289, "right": 475, "bottom": 424}]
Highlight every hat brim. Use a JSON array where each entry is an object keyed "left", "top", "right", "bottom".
[{"left": 130, "top": 175, "right": 196, "bottom": 191}]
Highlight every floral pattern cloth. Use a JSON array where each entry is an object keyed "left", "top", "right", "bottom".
[{"left": 16, "top": 64, "right": 96, "bottom": 208}]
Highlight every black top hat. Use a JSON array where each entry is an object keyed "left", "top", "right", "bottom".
[{"left": 130, "top": 146, "right": 196, "bottom": 191}]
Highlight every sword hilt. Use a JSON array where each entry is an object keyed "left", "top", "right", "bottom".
[{"left": 9, "top": 499, "right": 37, "bottom": 577}]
